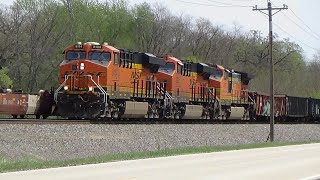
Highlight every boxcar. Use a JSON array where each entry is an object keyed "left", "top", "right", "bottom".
[{"left": 286, "top": 96, "right": 308, "bottom": 117}]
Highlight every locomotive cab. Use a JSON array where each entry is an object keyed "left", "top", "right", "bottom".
[
  {"left": 56, "top": 42, "right": 119, "bottom": 119},
  {"left": 157, "top": 55, "right": 192, "bottom": 103},
  {"left": 208, "top": 64, "right": 252, "bottom": 120},
  {"left": 59, "top": 42, "right": 118, "bottom": 92},
  {"left": 156, "top": 56, "right": 215, "bottom": 119}
]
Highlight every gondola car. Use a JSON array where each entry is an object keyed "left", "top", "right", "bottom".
[
  {"left": 286, "top": 96, "right": 309, "bottom": 120},
  {"left": 308, "top": 98, "right": 320, "bottom": 121}
]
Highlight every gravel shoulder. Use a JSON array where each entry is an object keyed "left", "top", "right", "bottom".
[{"left": 0, "top": 124, "right": 319, "bottom": 160}]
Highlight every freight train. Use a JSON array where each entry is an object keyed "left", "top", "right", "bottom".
[
  {"left": 52, "top": 42, "right": 320, "bottom": 122},
  {"left": 1, "top": 41, "right": 319, "bottom": 122}
]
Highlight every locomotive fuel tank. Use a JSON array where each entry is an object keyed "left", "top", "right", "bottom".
[
  {"left": 182, "top": 105, "right": 203, "bottom": 119},
  {"left": 121, "top": 101, "right": 149, "bottom": 118},
  {"left": 229, "top": 107, "right": 245, "bottom": 120}
]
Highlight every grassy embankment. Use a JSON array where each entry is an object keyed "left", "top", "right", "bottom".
[{"left": 0, "top": 141, "right": 318, "bottom": 173}]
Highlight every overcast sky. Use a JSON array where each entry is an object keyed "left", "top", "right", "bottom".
[
  {"left": 1, "top": 0, "right": 319, "bottom": 60},
  {"left": 128, "top": 0, "right": 320, "bottom": 60}
]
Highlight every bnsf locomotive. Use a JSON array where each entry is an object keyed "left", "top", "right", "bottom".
[{"left": 54, "top": 42, "right": 253, "bottom": 120}]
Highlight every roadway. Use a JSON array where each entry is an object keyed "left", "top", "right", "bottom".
[{"left": 1, "top": 143, "right": 320, "bottom": 180}]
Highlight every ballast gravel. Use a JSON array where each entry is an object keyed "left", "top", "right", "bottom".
[{"left": 0, "top": 124, "right": 319, "bottom": 160}]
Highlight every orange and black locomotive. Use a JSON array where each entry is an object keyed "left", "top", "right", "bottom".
[{"left": 55, "top": 42, "right": 253, "bottom": 120}]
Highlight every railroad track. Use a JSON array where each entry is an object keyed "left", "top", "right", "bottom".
[
  {"left": 0, "top": 118, "right": 319, "bottom": 124},
  {"left": 0, "top": 119, "right": 91, "bottom": 124}
]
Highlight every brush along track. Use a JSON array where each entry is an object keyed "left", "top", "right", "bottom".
[{"left": 0, "top": 118, "right": 318, "bottom": 124}]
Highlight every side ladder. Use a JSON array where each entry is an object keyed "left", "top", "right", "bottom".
[{"left": 156, "top": 82, "right": 173, "bottom": 118}]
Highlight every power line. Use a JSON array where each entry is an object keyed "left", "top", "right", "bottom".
[
  {"left": 205, "top": 0, "right": 252, "bottom": 7},
  {"left": 280, "top": 11, "right": 320, "bottom": 40},
  {"left": 273, "top": 21, "right": 318, "bottom": 51},
  {"left": 258, "top": 13, "right": 318, "bottom": 51},
  {"left": 289, "top": 9, "right": 320, "bottom": 39},
  {"left": 175, "top": 0, "right": 252, "bottom": 8},
  {"left": 270, "top": 2, "right": 320, "bottom": 41},
  {"left": 271, "top": 2, "right": 320, "bottom": 40}
]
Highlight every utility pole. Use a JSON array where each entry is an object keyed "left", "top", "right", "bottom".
[{"left": 253, "top": 1, "right": 288, "bottom": 142}]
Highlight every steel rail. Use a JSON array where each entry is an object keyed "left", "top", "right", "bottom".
[{"left": 0, "top": 118, "right": 318, "bottom": 125}]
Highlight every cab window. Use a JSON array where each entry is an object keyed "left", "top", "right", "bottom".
[
  {"left": 159, "top": 62, "right": 175, "bottom": 74},
  {"left": 210, "top": 69, "right": 223, "bottom": 80},
  {"left": 177, "top": 64, "right": 183, "bottom": 75},
  {"left": 114, "top": 53, "right": 119, "bottom": 64},
  {"left": 88, "top": 51, "right": 111, "bottom": 61},
  {"left": 66, "top": 51, "right": 86, "bottom": 60}
]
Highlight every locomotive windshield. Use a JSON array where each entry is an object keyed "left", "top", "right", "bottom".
[
  {"left": 88, "top": 51, "right": 111, "bottom": 61},
  {"left": 66, "top": 51, "right": 86, "bottom": 60},
  {"left": 210, "top": 69, "right": 223, "bottom": 80},
  {"left": 159, "top": 62, "right": 175, "bottom": 74}
]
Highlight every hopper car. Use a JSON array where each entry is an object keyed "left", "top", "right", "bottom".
[{"left": 0, "top": 89, "right": 54, "bottom": 119}]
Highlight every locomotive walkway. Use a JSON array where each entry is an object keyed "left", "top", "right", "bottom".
[{"left": 1, "top": 143, "right": 320, "bottom": 180}]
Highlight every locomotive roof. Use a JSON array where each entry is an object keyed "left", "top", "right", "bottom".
[
  {"left": 168, "top": 56, "right": 183, "bottom": 65},
  {"left": 106, "top": 45, "right": 120, "bottom": 52},
  {"left": 216, "top": 64, "right": 224, "bottom": 70}
]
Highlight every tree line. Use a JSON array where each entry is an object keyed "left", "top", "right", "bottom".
[{"left": 0, "top": 0, "right": 319, "bottom": 97}]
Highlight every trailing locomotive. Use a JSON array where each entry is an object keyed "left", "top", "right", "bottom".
[{"left": 55, "top": 42, "right": 253, "bottom": 120}]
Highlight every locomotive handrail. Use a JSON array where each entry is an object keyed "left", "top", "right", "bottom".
[
  {"left": 54, "top": 75, "right": 108, "bottom": 104},
  {"left": 208, "top": 88, "right": 215, "bottom": 102},
  {"left": 84, "top": 75, "right": 108, "bottom": 104},
  {"left": 248, "top": 92, "right": 255, "bottom": 103},
  {"left": 54, "top": 75, "right": 73, "bottom": 102},
  {"left": 155, "top": 81, "right": 173, "bottom": 118}
]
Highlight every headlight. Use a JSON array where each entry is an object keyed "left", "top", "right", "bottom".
[
  {"left": 88, "top": 87, "right": 93, "bottom": 91},
  {"left": 75, "top": 42, "right": 83, "bottom": 49},
  {"left": 64, "top": 86, "right": 68, "bottom": 90},
  {"left": 80, "top": 63, "right": 85, "bottom": 70}
]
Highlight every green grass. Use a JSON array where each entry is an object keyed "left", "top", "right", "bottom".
[{"left": 0, "top": 141, "right": 318, "bottom": 173}]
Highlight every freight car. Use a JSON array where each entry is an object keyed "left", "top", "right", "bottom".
[
  {"left": 308, "top": 98, "right": 320, "bottom": 121},
  {"left": 55, "top": 42, "right": 252, "bottom": 120},
  {"left": 0, "top": 89, "right": 54, "bottom": 119},
  {"left": 251, "top": 92, "right": 286, "bottom": 121},
  {"left": 251, "top": 92, "right": 320, "bottom": 122}
]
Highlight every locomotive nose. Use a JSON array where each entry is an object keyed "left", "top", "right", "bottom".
[{"left": 62, "top": 59, "right": 108, "bottom": 92}]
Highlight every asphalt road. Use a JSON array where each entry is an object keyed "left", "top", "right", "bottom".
[{"left": 1, "top": 143, "right": 320, "bottom": 180}]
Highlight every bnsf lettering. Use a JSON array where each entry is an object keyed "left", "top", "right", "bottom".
[
  {"left": 131, "top": 72, "right": 141, "bottom": 79},
  {"left": 63, "top": 71, "right": 106, "bottom": 77},
  {"left": 189, "top": 79, "right": 196, "bottom": 87}
]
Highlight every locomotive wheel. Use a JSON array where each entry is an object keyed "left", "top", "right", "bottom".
[
  {"left": 19, "top": 115, "right": 25, "bottom": 119},
  {"left": 12, "top": 115, "right": 18, "bottom": 119},
  {"left": 112, "top": 112, "right": 119, "bottom": 119},
  {"left": 36, "top": 115, "right": 41, "bottom": 119}
]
